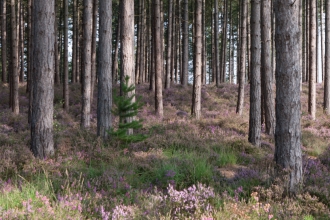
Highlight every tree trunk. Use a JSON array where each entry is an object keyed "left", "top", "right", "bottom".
[
  {"left": 90, "top": 0, "right": 97, "bottom": 104},
  {"left": 309, "top": 0, "right": 316, "bottom": 120},
  {"left": 154, "top": 0, "right": 163, "bottom": 117},
  {"left": 19, "top": 0, "right": 24, "bottom": 83},
  {"left": 166, "top": 0, "right": 173, "bottom": 89},
  {"left": 81, "top": 0, "right": 93, "bottom": 128},
  {"left": 324, "top": 0, "right": 330, "bottom": 114},
  {"left": 121, "top": 0, "right": 136, "bottom": 132},
  {"left": 11, "top": 0, "right": 19, "bottom": 114},
  {"left": 63, "top": 0, "right": 69, "bottom": 111},
  {"left": 236, "top": 0, "right": 247, "bottom": 115},
  {"left": 54, "top": 1, "right": 60, "bottom": 85},
  {"left": 1, "top": 0, "right": 6, "bottom": 83},
  {"left": 31, "top": 0, "right": 55, "bottom": 159},
  {"left": 221, "top": 0, "right": 228, "bottom": 83},
  {"left": 261, "top": 0, "right": 275, "bottom": 135},
  {"left": 181, "top": 0, "right": 188, "bottom": 86},
  {"left": 72, "top": 0, "right": 77, "bottom": 83},
  {"left": 112, "top": 18, "right": 120, "bottom": 85},
  {"left": 274, "top": 0, "right": 302, "bottom": 195},
  {"left": 248, "top": 0, "right": 261, "bottom": 146},
  {"left": 192, "top": 0, "right": 202, "bottom": 119},
  {"left": 214, "top": 0, "right": 220, "bottom": 86},
  {"left": 97, "top": 0, "right": 112, "bottom": 139}
]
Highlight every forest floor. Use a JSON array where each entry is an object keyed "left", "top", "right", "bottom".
[{"left": 0, "top": 82, "right": 330, "bottom": 219}]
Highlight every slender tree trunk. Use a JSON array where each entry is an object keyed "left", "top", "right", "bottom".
[
  {"left": 54, "top": 1, "right": 60, "bottom": 85},
  {"left": 261, "top": 0, "right": 275, "bottom": 135},
  {"left": 166, "top": 0, "right": 173, "bottom": 89},
  {"left": 248, "top": 0, "right": 261, "bottom": 146},
  {"left": 11, "top": 0, "right": 19, "bottom": 114},
  {"left": 192, "top": 0, "right": 202, "bottom": 119},
  {"left": 112, "top": 20, "right": 120, "bottom": 85},
  {"left": 121, "top": 0, "right": 136, "bottom": 132},
  {"left": 302, "top": 0, "right": 306, "bottom": 83},
  {"left": 228, "top": 0, "right": 233, "bottom": 84},
  {"left": 324, "top": 0, "right": 330, "bottom": 114},
  {"left": 221, "top": 0, "right": 228, "bottom": 83},
  {"left": 1, "top": 0, "right": 6, "bottom": 83},
  {"left": 31, "top": 0, "right": 55, "bottom": 159},
  {"left": 81, "top": 0, "right": 93, "bottom": 128},
  {"left": 140, "top": 0, "right": 145, "bottom": 84},
  {"left": 63, "top": 0, "right": 69, "bottom": 111},
  {"left": 90, "top": 0, "right": 97, "bottom": 105},
  {"left": 274, "top": 0, "right": 302, "bottom": 195},
  {"left": 97, "top": 0, "right": 112, "bottom": 139},
  {"left": 309, "top": 0, "right": 316, "bottom": 120},
  {"left": 154, "top": 0, "right": 163, "bottom": 117},
  {"left": 19, "top": 0, "right": 24, "bottom": 83},
  {"left": 28, "top": 0, "right": 33, "bottom": 123},
  {"left": 236, "top": 0, "right": 247, "bottom": 115},
  {"left": 321, "top": 0, "right": 325, "bottom": 82},
  {"left": 214, "top": 0, "right": 220, "bottom": 86},
  {"left": 181, "top": 0, "right": 188, "bottom": 86},
  {"left": 72, "top": 0, "right": 77, "bottom": 83}
]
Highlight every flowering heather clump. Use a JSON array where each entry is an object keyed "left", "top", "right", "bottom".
[
  {"left": 167, "top": 183, "right": 215, "bottom": 218},
  {"left": 112, "top": 204, "right": 138, "bottom": 220}
]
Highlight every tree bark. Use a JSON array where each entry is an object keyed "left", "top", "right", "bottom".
[
  {"left": 121, "top": 0, "right": 136, "bottom": 131},
  {"left": 81, "top": 0, "right": 93, "bottom": 128},
  {"left": 248, "top": 0, "right": 261, "bottom": 146},
  {"left": 192, "top": 0, "right": 202, "bottom": 120},
  {"left": 261, "top": 0, "right": 275, "bottom": 135},
  {"left": 112, "top": 18, "right": 120, "bottom": 85},
  {"left": 274, "top": 0, "right": 302, "bottom": 195},
  {"left": 11, "top": 0, "right": 19, "bottom": 114},
  {"left": 324, "top": 0, "right": 330, "bottom": 114},
  {"left": 54, "top": 1, "right": 60, "bottom": 85},
  {"left": 236, "top": 0, "right": 247, "bottom": 115},
  {"left": 97, "top": 0, "right": 112, "bottom": 139},
  {"left": 165, "top": 0, "right": 173, "bottom": 89},
  {"left": 31, "top": 0, "right": 55, "bottom": 159},
  {"left": 308, "top": 0, "right": 316, "bottom": 120},
  {"left": 181, "top": 0, "right": 188, "bottom": 86},
  {"left": 1, "top": 0, "right": 6, "bottom": 83},
  {"left": 63, "top": 0, "right": 69, "bottom": 111},
  {"left": 90, "top": 0, "right": 97, "bottom": 104},
  {"left": 72, "top": 0, "right": 77, "bottom": 83},
  {"left": 154, "top": 0, "right": 163, "bottom": 117},
  {"left": 214, "top": 0, "right": 220, "bottom": 86}
]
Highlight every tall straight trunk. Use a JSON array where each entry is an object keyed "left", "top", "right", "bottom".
[
  {"left": 121, "top": 0, "right": 136, "bottom": 132},
  {"left": 97, "top": 0, "right": 112, "bottom": 139},
  {"left": 249, "top": 0, "right": 261, "bottom": 147},
  {"left": 181, "top": 0, "right": 188, "bottom": 86},
  {"left": 201, "top": 0, "right": 206, "bottom": 84},
  {"left": 236, "top": 0, "right": 247, "bottom": 115},
  {"left": 192, "top": 0, "right": 202, "bottom": 119},
  {"left": 81, "top": 0, "right": 93, "bottom": 128},
  {"left": 274, "top": 0, "right": 302, "bottom": 194},
  {"left": 324, "top": 0, "right": 330, "bottom": 114},
  {"left": 140, "top": 0, "right": 145, "bottom": 84},
  {"left": 149, "top": 0, "right": 155, "bottom": 91},
  {"left": 309, "top": 0, "right": 316, "bottom": 120},
  {"left": 261, "top": 0, "right": 275, "bottom": 136},
  {"left": 228, "top": 0, "right": 233, "bottom": 84},
  {"left": 165, "top": 0, "right": 173, "bottom": 89},
  {"left": 135, "top": 0, "right": 142, "bottom": 84},
  {"left": 26, "top": 0, "right": 32, "bottom": 92},
  {"left": 246, "top": 3, "right": 251, "bottom": 82},
  {"left": 31, "top": 0, "right": 55, "bottom": 159},
  {"left": 76, "top": 1, "right": 81, "bottom": 83},
  {"left": 63, "top": 0, "right": 69, "bottom": 111},
  {"left": 11, "top": 0, "right": 19, "bottom": 114},
  {"left": 306, "top": 0, "right": 310, "bottom": 82},
  {"left": 72, "top": 0, "right": 77, "bottom": 83},
  {"left": 154, "top": 0, "right": 163, "bottom": 117},
  {"left": 19, "top": 0, "right": 24, "bottom": 82},
  {"left": 221, "top": 0, "right": 228, "bottom": 83},
  {"left": 1, "top": 0, "right": 6, "bottom": 83},
  {"left": 171, "top": 0, "right": 176, "bottom": 83},
  {"left": 302, "top": 0, "right": 306, "bottom": 82},
  {"left": 214, "top": 0, "right": 220, "bottom": 86},
  {"left": 54, "top": 1, "right": 60, "bottom": 85},
  {"left": 321, "top": 0, "right": 325, "bottom": 82},
  {"left": 28, "top": 0, "right": 33, "bottom": 123},
  {"left": 112, "top": 20, "right": 120, "bottom": 84},
  {"left": 90, "top": 0, "right": 97, "bottom": 104}
]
